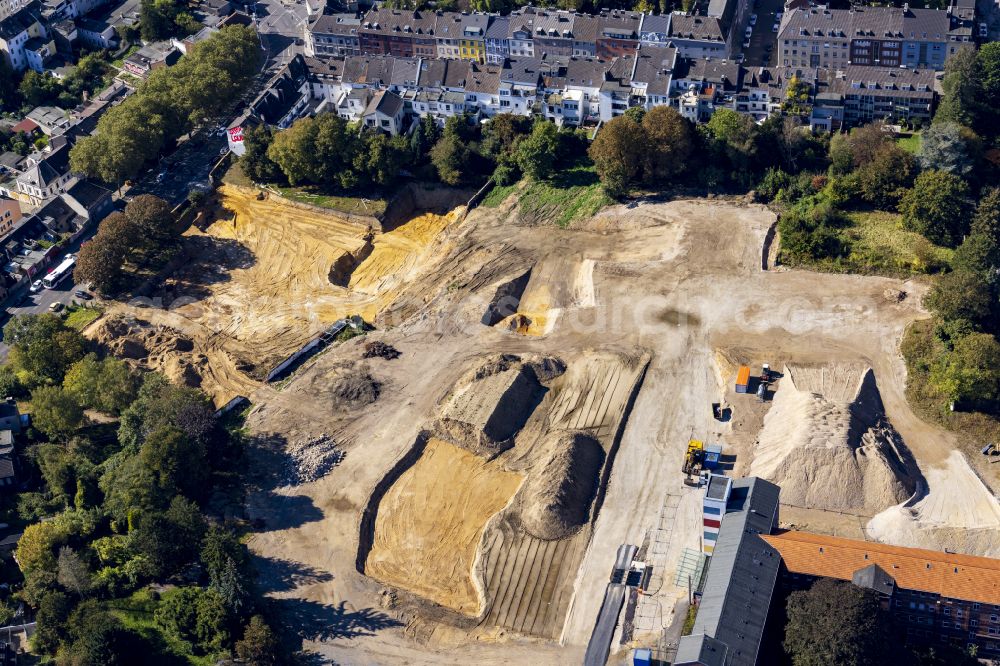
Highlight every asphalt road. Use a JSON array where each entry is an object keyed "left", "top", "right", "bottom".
[{"left": 741, "top": 0, "right": 785, "bottom": 67}]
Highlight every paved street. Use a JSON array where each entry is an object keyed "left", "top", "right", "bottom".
[{"left": 741, "top": 0, "right": 784, "bottom": 67}]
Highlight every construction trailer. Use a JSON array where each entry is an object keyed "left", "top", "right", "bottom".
[
  {"left": 704, "top": 443, "right": 723, "bottom": 469},
  {"left": 735, "top": 366, "right": 751, "bottom": 393}
]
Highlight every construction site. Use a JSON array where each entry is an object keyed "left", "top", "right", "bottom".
[{"left": 81, "top": 180, "right": 1000, "bottom": 663}]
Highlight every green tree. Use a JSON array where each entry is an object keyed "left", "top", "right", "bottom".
[
  {"left": 640, "top": 106, "right": 695, "bottom": 183},
  {"left": 978, "top": 43, "right": 1000, "bottom": 135},
  {"left": 139, "top": 426, "right": 208, "bottom": 499},
  {"left": 430, "top": 133, "right": 477, "bottom": 186},
  {"left": 155, "top": 586, "right": 231, "bottom": 654},
  {"left": 65, "top": 601, "right": 144, "bottom": 665},
  {"left": 30, "top": 385, "right": 85, "bottom": 439},
  {"left": 0, "top": 58, "right": 19, "bottom": 112},
  {"left": 935, "top": 45, "right": 981, "bottom": 127},
  {"left": 32, "top": 590, "right": 73, "bottom": 654},
  {"left": 74, "top": 217, "right": 129, "bottom": 295},
  {"left": 854, "top": 143, "right": 917, "bottom": 210},
  {"left": 235, "top": 615, "right": 278, "bottom": 666},
  {"left": 516, "top": 120, "right": 560, "bottom": 181},
  {"left": 360, "top": 132, "right": 409, "bottom": 186},
  {"left": 783, "top": 578, "right": 891, "bottom": 666},
  {"left": 130, "top": 497, "right": 206, "bottom": 576},
  {"left": 930, "top": 333, "right": 1000, "bottom": 403},
  {"left": 0, "top": 364, "right": 26, "bottom": 399},
  {"left": 900, "top": 170, "right": 973, "bottom": 247},
  {"left": 240, "top": 124, "right": 283, "bottom": 184},
  {"left": 4, "top": 314, "right": 87, "bottom": 386},
  {"left": 589, "top": 114, "right": 646, "bottom": 198},
  {"left": 828, "top": 122, "right": 892, "bottom": 174}
]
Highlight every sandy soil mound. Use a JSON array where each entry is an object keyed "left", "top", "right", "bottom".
[
  {"left": 365, "top": 438, "right": 524, "bottom": 615},
  {"left": 436, "top": 355, "right": 561, "bottom": 458},
  {"left": 750, "top": 364, "right": 915, "bottom": 515},
  {"left": 519, "top": 431, "right": 605, "bottom": 540},
  {"left": 868, "top": 451, "right": 1000, "bottom": 557}
]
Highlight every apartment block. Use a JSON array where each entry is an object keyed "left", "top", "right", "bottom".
[{"left": 777, "top": 5, "right": 957, "bottom": 71}]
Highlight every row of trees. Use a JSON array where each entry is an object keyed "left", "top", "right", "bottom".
[
  {"left": 0, "top": 312, "right": 279, "bottom": 664},
  {"left": 240, "top": 110, "right": 589, "bottom": 194},
  {"left": 589, "top": 106, "right": 828, "bottom": 197},
  {"left": 70, "top": 25, "right": 260, "bottom": 185},
  {"left": 74, "top": 194, "right": 183, "bottom": 295}
]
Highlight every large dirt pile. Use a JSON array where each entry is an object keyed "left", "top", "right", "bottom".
[
  {"left": 750, "top": 365, "right": 915, "bottom": 515},
  {"left": 435, "top": 354, "right": 563, "bottom": 458},
  {"left": 519, "top": 431, "right": 605, "bottom": 540},
  {"left": 92, "top": 315, "right": 207, "bottom": 386}
]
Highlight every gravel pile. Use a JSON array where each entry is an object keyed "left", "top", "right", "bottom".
[{"left": 285, "top": 434, "right": 346, "bottom": 484}]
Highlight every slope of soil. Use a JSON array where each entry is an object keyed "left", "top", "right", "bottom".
[
  {"left": 750, "top": 364, "right": 915, "bottom": 515},
  {"left": 99, "top": 186, "right": 458, "bottom": 404},
  {"left": 365, "top": 438, "right": 524, "bottom": 615}
]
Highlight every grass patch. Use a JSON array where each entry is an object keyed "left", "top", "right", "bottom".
[
  {"left": 486, "top": 163, "right": 613, "bottom": 227},
  {"left": 681, "top": 603, "right": 698, "bottom": 636},
  {"left": 110, "top": 45, "right": 140, "bottom": 70},
  {"left": 222, "top": 162, "right": 253, "bottom": 188},
  {"left": 63, "top": 305, "right": 102, "bottom": 331},
  {"left": 785, "top": 210, "right": 952, "bottom": 277},
  {"left": 106, "top": 588, "right": 215, "bottom": 666},
  {"left": 276, "top": 186, "right": 387, "bottom": 216},
  {"left": 896, "top": 132, "right": 921, "bottom": 154}
]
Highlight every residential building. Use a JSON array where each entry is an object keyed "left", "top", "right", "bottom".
[
  {"left": 305, "top": 13, "right": 361, "bottom": 58},
  {"left": 359, "top": 8, "right": 437, "bottom": 58},
  {"left": 362, "top": 89, "right": 405, "bottom": 133},
  {"left": 834, "top": 65, "right": 934, "bottom": 126},
  {"left": 675, "top": 478, "right": 782, "bottom": 666},
  {"left": 15, "top": 142, "right": 72, "bottom": 205},
  {"left": 227, "top": 55, "right": 312, "bottom": 155},
  {"left": 628, "top": 44, "right": 677, "bottom": 109},
  {"left": 0, "top": 198, "right": 22, "bottom": 240},
  {"left": 122, "top": 41, "right": 181, "bottom": 78},
  {"left": 0, "top": 430, "right": 17, "bottom": 490},
  {"left": 0, "top": 1, "right": 47, "bottom": 71},
  {"left": 668, "top": 14, "right": 728, "bottom": 59},
  {"left": 777, "top": 5, "right": 953, "bottom": 71},
  {"left": 595, "top": 9, "right": 641, "bottom": 60},
  {"left": 508, "top": 15, "right": 535, "bottom": 58},
  {"left": 638, "top": 12, "right": 670, "bottom": 46},
  {"left": 524, "top": 7, "right": 576, "bottom": 57},
  {"left": 484, "top": 14, "right": 509, "bottom": 64},
  {"left": 25, "top": 105, "right": 70, "bottom": 135},
  {"left": 764, "top": 530, "right": 1000, "bottom": 661}
]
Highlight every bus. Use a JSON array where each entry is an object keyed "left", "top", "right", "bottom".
[{"left": 42, "top": 255, "right": 75, "bottom": 290}]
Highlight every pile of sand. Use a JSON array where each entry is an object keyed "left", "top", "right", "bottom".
[
  {"left": 435, "top": 354, "right": 563, "bottom": 458},
  {"left": 519, "top": 431, "right": 605, "bottom": 540},
  {"left": 750, "top": 364, "right": 915, "bottom": 515}
]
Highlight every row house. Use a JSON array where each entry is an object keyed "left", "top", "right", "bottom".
[
  {"left": 778, "top": 5, "right": 956, "bottom": 71},
  {"left": 667, "top": 14, "right": 728, "bottom": 60},
  {"left": 484, "top": 14, "right": 509, "bottom": 64},
  {"left": 628, "top": 45, "right": 677, "bottom": 110},
  {"left": 595, "top": 10, "right": 642, "bottom": 60},
  {"left": 674, "top": 58, "right": 742, "bottom": 122},
  {"left": 736, "top": 66, "right": 805, "bottom": 122}
]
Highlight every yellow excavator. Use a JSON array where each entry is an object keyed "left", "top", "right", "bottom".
[{"left": 682, "top": 439, "right": 706, "bottom": 480}]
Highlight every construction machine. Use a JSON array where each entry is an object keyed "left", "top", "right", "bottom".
[{"left": 682, "top": 439, "right": 706, "bottom": 479}]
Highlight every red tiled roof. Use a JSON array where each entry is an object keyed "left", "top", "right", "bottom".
[
  {"left": 11, "top": 119, "right": 38, "bottom": 134},
  {"left": 764, "top": 530, "right": 1000, "bottom": 605}
]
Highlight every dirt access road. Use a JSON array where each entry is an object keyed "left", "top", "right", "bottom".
[{"left": 230, "top": 188, "right": 998, "bottom": 663}]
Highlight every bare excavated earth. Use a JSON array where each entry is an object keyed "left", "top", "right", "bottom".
[{"left": 85, "top": 184, "right": 1000, "bottom": 664}]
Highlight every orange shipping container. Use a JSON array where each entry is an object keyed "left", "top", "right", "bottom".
[{"left": 735, "top": 366, "right": 751, "bottom": 392}]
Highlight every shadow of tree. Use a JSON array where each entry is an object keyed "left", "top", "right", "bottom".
[
  {"left": 253, "top": 555, "right": 334, "bottom": 592},
  {"left": 159, "top": 235, "right": 256, "bottom": 304},
  {"left": 270, "top": 598, "right": 402, "bottom": 647},
  {"left": 245, "top": 434, "right": 326, "bottom": 531}
]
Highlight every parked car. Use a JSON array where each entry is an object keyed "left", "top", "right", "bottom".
[
  {"left": 48, "top": 302, "right": 63, "bottom": 313},
  {"left": 743, "top": 39, "right": 751, "bottom": 48},
  {"left": 775, "top": 11, "right": 783, "bottom": 19},
  {"left": 29, "top": 280, "right": 43, "bottom": 293},
  {"left": 73, "top": 290, "right": 93, "bottom": 300},
  {"left": 772, "top": 22, "right": 779, "bottom": 31},
  {"left": 155, "top": 172, "right": 166, "bottom": 183},
  {"left": 745, "top": 26, "right": 753, "bottom": 38},
  {"left": 219, "top": 147, "right": 229, "bottom": 156},
  {"left": 750, "top": 13, "right": 757, "bottom": 25},
  {"left": 980, "top": 22, "right": 989, "bottom": 37}
]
